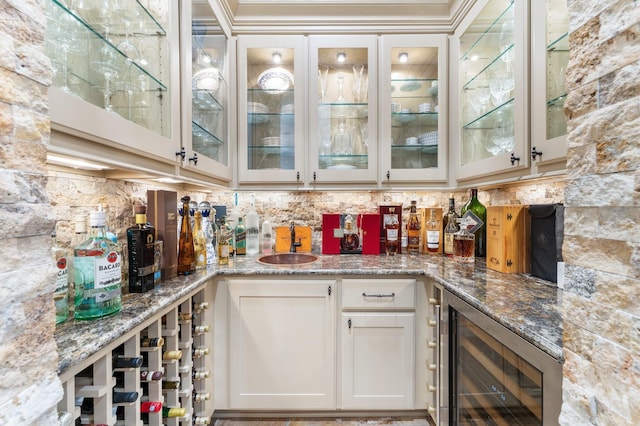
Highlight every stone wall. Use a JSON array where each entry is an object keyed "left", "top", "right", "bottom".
[
  {"left": 0, "top": 0, "right": 62, "bottom": 424},
  {"left": 560, "top": 1, "right": 640, "bottom": 424}
]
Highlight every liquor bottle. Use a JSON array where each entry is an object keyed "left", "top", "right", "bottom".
[
  {"left": 73, "top": 208, "right": 122, "bottom": 320},
  {"left": 126, "top": 204, "right": 156, "bottom": 293},
  {"left": 113, "top": 355, "right": 143, "bottom": 369},
  {"left": 140, "top": 370, "right": 163, "bottom": 381},
  {"left": 51, "top": 230, "right": 69, "bottom": 324},
  {"left": 407, "top": 201, "right": 421, "bottom": 255},
  {"left": 193, "top": 210, "right": 207, "bottom": 269},
  {"left": 98, "top": 200, "right": 118, "bottom": 243},
  {"left": 443, "top": 195, "right": 459, "bottom": 256},
  {"left": 384, "top": 207, "right": 400, "bottom": 256},
  {"left": 227, "top": 193, "right": 240, "bottom": 256},
  {"left": 425, "top": 209, "right": 441, "bottom": 253},
  {"left": 198, "top": 201, "right": 216, "bottom": 265},
  {"left": 189, "top": 199, "right": 198, "bottom": 230},
  {"left": 340, "top": 214, "right": 360, "bottom": 252},
  {"left": 235, "top": 217, "right": 246, "bottom": 256},
  {"left": 217, "top": 216, "right": 230, "bottom": 265},
  {"left": 460, "top": 188, "right": 487, "bottom": 257},
  {"left": 177, "top": 196, "right": 196, "bottom": 276},
  {"left": 454, "top": 217, "right": 475, "bottom": 263},
  {"left": 246, "top": 194, "right": 260, "bottom": 256},
  {"left": 261, "top": 214, "right": 273, "bottom": 255}
]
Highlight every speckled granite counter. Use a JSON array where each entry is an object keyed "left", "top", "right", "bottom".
[{"left": 55, "top": 254, "right": 563, "bottom": 376}]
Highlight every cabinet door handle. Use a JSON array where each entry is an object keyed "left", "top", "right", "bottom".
[
  {"left": 296, "top": 171, "right": 300, "bottom": 181},
  {"left": 313, "top": 171, "right": 317, "bottom": 181},
  {"left": 348, "top": 318, "right": 352, "bottom": 329},
  {"left": 435, "top": 304, "right": 441, "bottom": 426},
  {"left": 328, "top": 285, "right": 332, "bottom": 296},
  {"left": 362, "top": 292, "right": 395, "bottom": 298},
  {"left": 510, "top": 153, "right": 520, "bottom": 165}
]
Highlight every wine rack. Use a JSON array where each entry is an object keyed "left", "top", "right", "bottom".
[{"left": 56, "top": 287, "right": 214, "bottom": 425}]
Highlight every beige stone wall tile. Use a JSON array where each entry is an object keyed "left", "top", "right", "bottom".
[
  {"left": 594, "top": 272, "right": 640, "bottom": 316},
  {"left": 564, "top": 171, "right": 636, "bottom": 207},
  {"left": 565, "top": 144, "right": 596, "bottom": 179},
  {"left": 597, "top": 24, "right": 640, "bottom": 83},
  {"left": 563, "top": 206, "right": 597, "bottom": 238},
  {"left": 597, "top": 206, "right": 640, "bottom": 243},
  {"left": 596, "top": 133, "right": 640, "bottom": 174},
  {"left": 598, "top": 0, "right": 640, "bottom": 41},
  {"left": 599, "top": 60, "right": 640, "bottom": 107},
  {"left": 563, "top": 234, "right": 636, "bottom": 277},
  {"left": 567, "top": 16, "right": 601, "bottom": 89},
  {"left": 568, "top": 0, "right": 609, "bottom": 33},
  {"left": 564, "top": 80, "right": 597, "bottom": 125}
]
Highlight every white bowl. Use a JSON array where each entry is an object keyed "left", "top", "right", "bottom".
[
  {"left": 258, "top": 67, "right": 294, "bottom": 92},
  {"left": 193, "top": 68, "right": 220, "bottom": 91}
]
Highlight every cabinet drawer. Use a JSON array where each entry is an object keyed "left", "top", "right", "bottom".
[{"left": 342, "top": 279, "right": 416, "bottom": 309}]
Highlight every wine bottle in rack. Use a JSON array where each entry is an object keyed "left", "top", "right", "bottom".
[
  {"left": 193, "top": 325, "right": 209, "bottom": 335},
  {"left": 140, "top": 370, "right": 163, "bottom": 381},
  {"left": 192, "top": 370, "right": 210, "bottom": 380},
  {"left": 193, "top": 391, "right": 210, "bottom": 402},
  {"left": 193, "top": 301, "right": 209, "bottom": 312},
  {"left": 113, "top": 355, "right": 143, "bottom": 369},
  {"left": 163, "top": 407, "right": 187, "bottom": 418},
  {"left": 112, "top": 390, "right": 139, "bottom": 403},
  {"left": 179, "top": 311, "right": 194, "bottom": 321},
  {"left": 141, "top": 336, "right": 165, "bottom": 347},
  {"left": 162, "top": 350, "right": 182, "bottom": 361},
  {"left": 140, "top": 401, "right": 163, "bottom": 413},
  {"left": 192, "top": 347, "right": 209, "bottom": 358},
  {"left": 193, "top": 416, "right": 211, "bottom": 425}
]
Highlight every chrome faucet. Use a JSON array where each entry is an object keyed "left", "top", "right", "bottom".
[{"left": 289, "top": 221, "right": 302, "bottom": 253}]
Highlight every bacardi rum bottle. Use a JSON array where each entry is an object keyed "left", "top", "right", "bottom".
[
  {"left": 51, "top": 230, "right": 69, "bottom": 324},
  {"left": 73, "top": 209, "right": 122, "bottom": 320}
]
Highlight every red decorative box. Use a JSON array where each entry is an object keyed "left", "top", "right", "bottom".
[{"left": 322, "top": 213, "right": 381, "bottom": 255}]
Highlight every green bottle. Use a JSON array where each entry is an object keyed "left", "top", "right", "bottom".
[
  {"left": 235, "top": 217, "right": 246, "bottom": 255},
  {"left": 460, "top": 188, "right": 487, "bottom": 257}
]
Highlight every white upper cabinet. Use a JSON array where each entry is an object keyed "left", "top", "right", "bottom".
[
  {"left": 179, "top": 0, "right": 232, "bottom": 184},
  {"left": 236, "top": 35, "right": 307, "bottom": 186},
  {"left": 530, "top": 0, "right": 569, "bottom": 170},
  {"left": 452, "top": 0, "right": 530, "bottom": 182},
  {"left": 308, "top": 35, "right": 378, "bottom": 186},
  {"left": 47, "top": 0, "right": 182, "bottom": 165},
  {"left": 379, "top": 35, "right": 448, "bottom": 185}
]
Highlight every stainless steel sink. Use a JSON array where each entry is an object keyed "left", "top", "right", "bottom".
[{"left": 257, "top": 253, "right": 319, "bottom": 265}]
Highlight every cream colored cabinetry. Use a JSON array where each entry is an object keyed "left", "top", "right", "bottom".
[
  {"left": 530, "top": 0, "right": 569, "bottom": 170},
  {"left": 56, "top": 287, "right": 214, "bottom": 426},
  {"left": 308, "top": 35, "right": 378, "bottom": 186},
  {"left": 236, "top": 36, "right": 307, "bottom": 186},
  {"left": 452, "top": 0, "right": 529, "bottom": 182},
  {"left": 226, "top": 279, "right": 337, "bottom": 409},
  {"left": 215, "top": 276, "right": 434, "bottom": 413},
  {"left": 179, "top": 0, "right": 232, "bottom": 184},
  {"left": 379, "top": 35, "right": 449, "bottom": 185}
]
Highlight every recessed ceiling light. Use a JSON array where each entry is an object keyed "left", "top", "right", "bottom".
[
  {"left": 272, "top": 52, "right": 282, "bottom": 64},
  {"left": 399, "top": 52, "right": 408, "bottom": 63},
  {"left": 337, "top": 52, "right": 346, "bottom": 63}
]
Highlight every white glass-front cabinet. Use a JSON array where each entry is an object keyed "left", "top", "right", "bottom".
[
  {"left": 379, "top": 35, "right": 448, "bottom": 184},
  {"left": 308, "top": 35, "right": 378, "bottom": 185},
  {"left": 47, "top": 0, "right": 181, "bottom": 164},
  {"left": 530, "top": 0, "right": 569, "bottom": 168},
  {"left": 179, "top": 0, "right": 232, "bottom": 183},
  {"left": 237, "top": 36, "right": 306, "bottom": 186},
  {"left": 452, "top": 0, "right": 529, "bottom": 181}
]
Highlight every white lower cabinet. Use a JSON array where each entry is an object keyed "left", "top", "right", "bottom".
[
  {"left": 341, "top": 312, "right": 415, "bottom": 409},
  {"left": 227, "top": 279, "right": 337, "bottom": 410}
]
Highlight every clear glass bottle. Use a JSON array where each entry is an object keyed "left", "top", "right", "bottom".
[
  {"left": 52, "top": 230, "right": 69, "bottom": 324},
  {"left": 426, "top": 208, "right": 441, "bottom": 253},
  {"left": 261, "top": 213, "right": 273, "bottom": 255},
  {"left": 126, "top": 205, "right": 155, "bottom": 293},
  {"left": 245, "top": 194, "right": 260, "bottom": 256},
  {"left": 217, "top": 216, "right": 230, "bottom": 265},
  {"left": 385, "top": 207, "right": 400, "bottom": 256},
  {"left": 235, "top": 217, "right": 246, "bottom": 256},
  {"left": 460, "top": 188, "right": 487, "bottom": 257},
  {"left": 177, "top": 196, "right": 196, "bottom": 276},
  {"left": 443, "top": 195, "right": 459, "bottom": 256},
  {"left": 193, "top": 210, "right": 207, "bottom": 269},
  {"left": 198, "top": 201, "right": 216, "bottom": 265},
  {"left": 340, "top": 214, "right": 360, "bottom": 252},
  {"left": 407, "top": 200, "right": 421, "bottom": 255},
  {"left": 454, "top": 217, "right": 475, "bottom": 263},
  {"left": 73, "top": 209, "right": 122, "bottom": 320}
]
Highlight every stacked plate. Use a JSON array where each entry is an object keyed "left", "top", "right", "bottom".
[
  {"left": 261, "top": 136, "right": 281, "bottom": 147},
  {"left": 281, "top": 104, "right": 294, "bottom": 114},
  {"left": 248, "top": 102, "right": 269, "bottom": 124},
  {"left": 418, "top": 131, "right": 438, "bottom": 146}
]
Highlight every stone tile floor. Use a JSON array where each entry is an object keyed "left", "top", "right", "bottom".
[{"left": 213, "top": 417, "right": 433, "bottom": 426}]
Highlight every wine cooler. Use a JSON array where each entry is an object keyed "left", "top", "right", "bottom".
[{"left": 440, "top": 291, "right": 562, "bottom": 425}]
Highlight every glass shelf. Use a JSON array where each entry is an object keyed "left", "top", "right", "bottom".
[
  {"left": 391, "top": 112, "right": 438, "bottom": 127},
  {"left": 548, "top": 32, "right": 568, "bottom": 52},
  {"left": 463, "top": 98, "right": 514, "bottom": 129},
  {"left": 460, "top": 0, "right": 514, "bottom": 61}
]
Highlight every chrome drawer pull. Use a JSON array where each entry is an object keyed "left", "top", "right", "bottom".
[{"left": 362, "top": 292, "right": 395, "bottom": 298}]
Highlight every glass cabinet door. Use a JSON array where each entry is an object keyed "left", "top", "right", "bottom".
[
  {"left": 237, "top": 36, "right": 305, "bottom": 185},
  {"left": 455, "top": 0, "right": 529, "bottom": 180},
  {"left": 181, "top": 0, "right": 230, "bottom": 179},
  {"left": 380, "top": 35, "right": 448, "bottom": 184},
  {"left": 46, "top": 0, "right": 171, "bottom": 137},
  {"left": 531, "top": 0, "right": 569, "bottom": 165},
  {"left": 308, "top": 35, "right": 378, "bottom": 184}
]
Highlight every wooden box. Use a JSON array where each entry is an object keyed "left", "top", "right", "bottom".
[
  {"left": 146, "top": 190, "right": 178, "bottom": 280},
  {"left": 419, "top": 207, "right": 444, "bottom": 254},
  {"left": 486, "top": 205, "right": 531, "bottom": 273}
]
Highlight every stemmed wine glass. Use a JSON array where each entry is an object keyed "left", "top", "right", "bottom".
[
  {"left": 91, "top": 44, "right": 120, "bottom": 112},
  {"left": 115, "top": 8, "right": 142, "bottom": 65}
]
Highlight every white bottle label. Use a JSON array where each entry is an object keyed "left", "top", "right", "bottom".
[
  {"left": 95, "top": 251, "right": 122, "bottom": 289},
  {"left": 427, "top": 231, "right": 440, "bottom": 249}
]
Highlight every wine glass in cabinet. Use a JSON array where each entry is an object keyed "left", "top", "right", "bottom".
[
  {"left": 379, "top": 35, "right": 448, "bottom": 184},
  {"left": 179, "top": 0, "right": 231, "bottom": 183},
  {"left": 452, "top": 0, "right": 529, "bottom": 181},
  {"left": 237, "top": 36, "right": 306, "bottom": 185},
  {"left": 531, "top": 0, "right": 569, "bottom": 167},
  {"left": 308, "top": 35, "right": 378, "bottom": 185}
]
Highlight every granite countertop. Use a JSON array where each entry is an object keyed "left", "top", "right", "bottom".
[{"left": 55, "top": 253, "right": 563, "bottom": 376}]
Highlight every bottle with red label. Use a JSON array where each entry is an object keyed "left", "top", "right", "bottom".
[
  {"left": 51, "top": 230, "right": 69, "bottom": 324},
  {"left": 73, "top": 207, "right": 122, "bottom": 320}
]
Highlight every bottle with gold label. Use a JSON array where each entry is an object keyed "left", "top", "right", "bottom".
[
  {"left": 217, "top": 216, "right": 230, "bottom": 265},
  {"left": 177, "top": 196, "right": 196, "bottom": 275},
  {"left": 407, "top": 201, "right": 421, "bottom": 255},
  {"left": 426, "top": 208, "right": 440, "bottom": 253},
  {"left": 193, "top": 210, "right": 207, "bottom": 269},
  {"left": 385, "top": 207, "right": 400, "bottom": 256},
  {"left": 127, "top": 204, "right": 155, "bottom": 293},
  {"left": 443, "top": 195, "right": 459, "bottom": 256}
]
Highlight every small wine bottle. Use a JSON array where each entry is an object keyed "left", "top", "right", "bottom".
[
  {"left": 140, "top": 401, "right": 163, "bottom": 413},
  {"left": 162, "top": 350, "right": 182, "bottom": 361},
  {"left": 113, "top": 390, "right": 139, "bottom": 404},
  {"left": 140, "top": 370, "right": 163, "bottom": 381},
  {"left": 193, "top": 325, "right": 209, "bottom": 334},
  {"left": 162, "top": 381, "right": 180, "bottom": 390},
  {"left": 163, "top": 407, "right": 186, "bottom": 418},
  {"left": 192, "top": 347, "right": 209, "bottom": 358},
  {"left": 192, "top": 370, "right": 210, "bottom": 380},
  {"left": 460, "top": 188, "right": 487, "bottom": 257},
  {"left": 140, "top": 337, "right": 164, "bottom": 347},
  {"left": 113, "top": 355, "right": 143, "bottom": 369}
]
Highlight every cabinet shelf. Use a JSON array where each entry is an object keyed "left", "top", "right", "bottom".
[
  {"left": 460, "top": 0, "right": 514, "bottom": 62},
  {"left": 391, "top": 78, "right": 438, "bottom": 97},
  {"left": 463, "top": 98, "right": 514, "bottom": 129},
  {"left": 548, "top": 32, "right": 568, "bottom": 51},
  {"left": 391, "top": 112, "right": 438, "bottom": 127}
]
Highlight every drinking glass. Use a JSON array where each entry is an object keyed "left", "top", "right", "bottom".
[
  {"left": 318, "top": 65, "right": 330, "bottom": 103},
  {"left": 91, "top": 44, "right": 120, "bottom": 112}
]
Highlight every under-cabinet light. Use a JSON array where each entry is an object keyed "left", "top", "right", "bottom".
[{"left": 47, "top": 154, "right": 110, "bottom": 170}]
